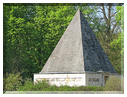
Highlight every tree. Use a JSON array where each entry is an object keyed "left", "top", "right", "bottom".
[
  {"left": 99, "top": 3, "right": 123, "bottom": 34},
  {"left": 109, "top": 5, "right": 124, "bottom": 74},
  {"left": 95, "top": 4, "right": 123, "bottom": 51},
  {"left": 3, "top": 5, "right": 12, "bottom": 76},
  {"left": 115, "top": 5, "right": 124, "bottom": 30},
  {"left": 4, "top": 4, "right": 37, "bottom": 79}
]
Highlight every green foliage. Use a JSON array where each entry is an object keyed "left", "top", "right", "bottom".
[
  {"left": 48, "top": 85, "right": 59, "bottom": 91},
  {"left": 18, "top": 79, "right": 50, "bottom": 91},
  {"left": 110, "top": 32, "right": 124, "bottom": 52},
  {"left": 18, "top": 80, "right": 34, "bottom": 91},
  {"left": 75, "top": 86, "right": 104, "bottom": 91},
  {"left": 115, "top": 6, "right": 124, "bottom": 30},
  {"left": 58, "top": 85, "right": 76, "bottom": 91},
  {"left": 4, "top": 72, "right": 23, "bottom": 91},
  {"left": 110, "top": 32, "right": 124, "bottom": 74},
  {"left": 18, "top": 80, "right": 104, "bottom": 91},
  {"left": 17, "top": 77, "right": 122, "bottom": 92},
  {"left": 104, "top": 76, "right": 123, "bottom": 91}
]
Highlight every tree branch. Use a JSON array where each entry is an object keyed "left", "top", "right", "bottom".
[
  {"left": 108, "top": 4, "right": 111, "bottom": 33},
  {"left": 100, "top": 3, "right": 108, "bottom": 25},
  {"left": 111, "top": 22, "right": 117, "bottom": 33},
  {"left": 97, "top": 11, "right": 103, "bottom": 13},
  {"left": 110, "top": 11, "right": 117, "bottom": 17}
]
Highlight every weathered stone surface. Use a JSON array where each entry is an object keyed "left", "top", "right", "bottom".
[
  {"left": 40, "top": 9, "right": 116, "bottom": 73},
  {"left": 34, "top": 73, "right": 86, "bottom": 86}
]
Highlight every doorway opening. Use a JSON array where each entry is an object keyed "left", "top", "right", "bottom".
[{"left": 104, "top": 76, "right": 109, "bottom": 85}]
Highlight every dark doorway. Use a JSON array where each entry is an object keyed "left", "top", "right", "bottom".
[{"left": 104, "top": 76, "right": 109, "bottom": 84}]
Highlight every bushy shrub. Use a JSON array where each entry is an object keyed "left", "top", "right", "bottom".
[
  {"left": 18, "top": 79, "right": 51, "bottom": 91},
  {"left": 18, "top": 78, "right": 34, "bottom": 91},
  {"left": 4, "top": 72, "right": 23, "bottom": 91},
  {"left": 3, "top": 77, "right": 6, "bottom": 93},
  {"left": 18, "top": 79, "right": 105, "bottom": 91},
  {"left": 104, "top": 76, "right": 123, "bottom": 91},
  {"left": 48, "top": 85, "right": 59, "bottom": 91},
  {"left": 75, "top": 86, "right": 104, "bottom": 91},
  {"left": 35, "top": 80, "right": 51, "bottom": 91},
  {"left": 58, "top": 85, "right": 76, "bottom": 91}
]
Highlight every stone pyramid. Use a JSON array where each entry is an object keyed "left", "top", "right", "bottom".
[{"left": 40, "top": 9, "right": 116, "bottom": 73}]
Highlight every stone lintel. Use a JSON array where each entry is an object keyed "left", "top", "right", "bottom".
[
  {"left": 39, "top": 71, "right": 85, "bottom": 74},
  {"left": 38, "top": 71, "right": 118, "bottom": 74}
]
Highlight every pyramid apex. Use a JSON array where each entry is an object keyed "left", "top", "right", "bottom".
[{"left": 78, "top": 8, "right": 81, "bottom": 11}]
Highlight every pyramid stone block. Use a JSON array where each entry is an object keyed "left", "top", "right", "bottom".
[{"left": 40, "top": 9, "right": 116, "bottom": 73}]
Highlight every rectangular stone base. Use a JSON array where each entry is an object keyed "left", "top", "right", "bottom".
[
  {"left": 34, "top": 72, "right": 122, "bottom": 87},
  {"left": 34, "top": 73, "right": 86, "bottom": 86}
]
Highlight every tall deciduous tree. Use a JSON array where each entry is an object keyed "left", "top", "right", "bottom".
[
  {"left": 99, "top": 3, "right": 123, "bottom": 34},
  {"left": 110, "top": 5, "right": 124, "bottom": 74}
]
